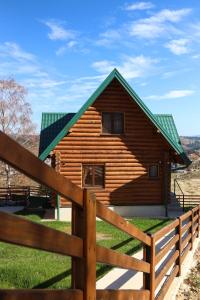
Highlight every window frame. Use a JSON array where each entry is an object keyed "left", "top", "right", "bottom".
[
  {"left": 82, "top": 164, "right": 105, "bottom": 189},
  {"left": 148, "top": 164, "right": 159, "bottom": 180},
  {"left": 101, "top": 112, "right": 125, "bottom": 135}
]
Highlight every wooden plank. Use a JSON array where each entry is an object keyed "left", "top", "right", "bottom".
[
  {"left": 0, "top": 132, "right": 83, "bottom": 207},
  {"left": 155, "top": 234, "right": 179, "bottom": 265},
  {"left": 192, "top": 206, "right": 200, "bottom": 213},
  {"left": 96, "top": 245, "right": 150, "bottom": 273},
  {"left": 154, "top": 220, "right": 179, "bottom": 241},
  {"left": 181, "top": 242, "right": 192, "bottom": 263},
  {"left": 193, "top": 223, "right": 198, "bottom": 234},
  {"left": 193, "top": 230, "right": 198, "bottom": 239},
  {"left": 155, "top": 250, "right": 179, "bottom": 288},
  {"left": 0, "top": 211, "right": 83, "bottom": 258},
  {"left": 0, "top": 289, "right": 83, "bottom": 300},
  {"left": 181, "top": 233, "right": 191, "bottom": 253},
  {"left": 198, "top": 205, "right": 200, "bottom": 238},
  {"left": 156, "top": 266, "right": 179, "bottom": 300},
  {"left": 193, "top": 214, "right": 199, "bottom": 224},
  {"left": 72, "top": 190, "right": 96, "bottom": 300},
  {"left": 180, "top": 210, "right": 192, "bottom": 221},
  {"left": 83, "top": 189, "right": 96, "bottom": 300},
  {"left": 96, "top": 201, "right": 151, "bottom": 246},
  {"left": 191, "top": 210, "right": 194, "bottom": 250},
  {"left": 177, "top": 218, "right": 182, "bottom": 276},
  {"left": 72, "top": 204, "right": 85, "bottom": 289},
  {"left": 150, "top": 236, "right": 156, "bottom": 300},
  {"left": 96, "top": 289, "right": 150, "bottom": 300},
  {"left": 181, "top": 221, "right": 192, "bottom": 235}
]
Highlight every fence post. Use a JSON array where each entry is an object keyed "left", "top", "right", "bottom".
[
  {"left": 176, "top": 217, "right": 182, "bottom": 276},
  {"left": 198, "top": 205, "right": 200, "bottom": 238},
  {"left": 26, "top": 186, "right": 30, "bottom": 207},
  {"left": 173, "top": 179, "right": 175, "bottom": 195},
  {"left": 72, "top": 189, "right": 96, "bottom": 300},
  {"left": 191, "top": 209, "right": 194, "bottom": 250},
  {"left": 143, "top": 235, "right": 155, "bottom": 300}
]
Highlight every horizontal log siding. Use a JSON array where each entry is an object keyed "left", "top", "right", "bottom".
[{"left": 55, "top": 79, "right": 168, "bottom": 206}]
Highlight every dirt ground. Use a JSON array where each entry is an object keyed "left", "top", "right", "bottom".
[
  {"left": 172, "top": 171, "right": 200, "bottom": 195},
  {"left": 176, "top": 246, "right": 200, "bottom": 300}
]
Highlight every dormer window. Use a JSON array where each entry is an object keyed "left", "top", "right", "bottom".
[{"left": 102, "top": 112, "right": 124, "bottom": 134}]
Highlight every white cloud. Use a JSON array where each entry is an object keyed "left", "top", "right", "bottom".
[
  {"left": 96, "top": 30, "right": 121, "bottom": 46},
  {"left": 67, "top": 40, "right": 77, "bottom": 48},
  {"left": 165, "top": 39, "right": 190, "bottom": 55},
  {"left": 0, "top": 42, "right": 35, "bottom": 62},
  {"left": 124, "top": 2, "right": 154, "bottom": 11},
  {"left": 145, "top": 89, "right": 195, "bottom": 100},
  {"left": 92, "top": 60, "right": 116, "bottom": 74},
  {"left": 43, "top": 20, "right": 75, "bottom": 41},
  {"left": 92, "top": 55, "right": 158, "bottom": 79},
  {"left": 56, "top": 40, "right": 78, "bottom": 55},
  {"left": 0, "top": 42, "right": 49, "bottom": 80},
  {"left": 129, "top": 8, "right": 191, "bottom": 39}
]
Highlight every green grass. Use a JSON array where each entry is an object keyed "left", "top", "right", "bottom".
[{"left": 0, "top": 210, "right": 170, "bottom": 289}]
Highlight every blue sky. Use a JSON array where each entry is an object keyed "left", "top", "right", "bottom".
[{"left": 0, "top": 0, "right": 200, "bottom": 135}]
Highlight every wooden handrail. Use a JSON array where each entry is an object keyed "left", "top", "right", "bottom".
[
  {"left": 96, "top": 201, "right": 151, "bottom": 246},
  {"left": 96, "top": 245, "right": 150, "bottom": 273},
  {"left": 96, "top": 289, "right": 150, "bottom": 300},
  {"left": 155, "top": 250, "right": 179, "bottom": 288},
  {"left": 0, "top": 132, "right": 83, "bottom": 206},
  {"left": 0, "top": 289, "right": 83, "bottom": 300},
  {"left": 0, "top": 211, "right": 83, "bottom": 258},
  {"left": 152, "top": 205, "right": 200, "bottom": 299},
  {"left": 155, "top": 234, "right": 179, "bottom": 264},
  {"left": 153, "top": 219, "right": 179, "bottom": 241},
  {"left": 156, "top": 266, "right": 179, "bottom": 300}
]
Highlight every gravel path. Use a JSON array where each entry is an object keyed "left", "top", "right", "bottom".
[{"left": 176, "top": 247, "right": 200, "bottom": 300}]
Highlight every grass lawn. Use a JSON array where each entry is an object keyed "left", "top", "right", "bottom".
[{"left": 0, "top": 210, "right": 170, "bottom": 289}]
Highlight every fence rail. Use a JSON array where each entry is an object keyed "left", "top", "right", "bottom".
[
  {"left": 0, "top": 186, "right": 50, "bottom": 205},
  {"left": 151, "top": 205, "right": 200, "bottom": 300},
  {"left": 0, "top": 131, "right": 199, "bottom": 300},
  {"left": 176, "top": 194, "right": 200, "bottom": 209}
]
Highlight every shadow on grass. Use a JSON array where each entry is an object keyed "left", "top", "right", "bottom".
[
  {"left": 33, "top": 269, "right": 71, "bottom": 289},
  {"left": 15, "top": 215, "right": 169, "bottom": 288},
  {"left": 97, "top": 219, "right": 169, "bottom": 279},
  {"left": 15, "top": 208, "right": 46, "bottom": 219}
]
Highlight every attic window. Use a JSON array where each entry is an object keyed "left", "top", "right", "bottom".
[{"left": 102, "top": 112, "right": 124, "bottom": 134}]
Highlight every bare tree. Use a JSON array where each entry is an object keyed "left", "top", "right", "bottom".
[{"left": 0, "top": 78, "right": 36, "bottom": 186}]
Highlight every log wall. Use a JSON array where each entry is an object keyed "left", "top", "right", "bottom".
[{"left": 54, "top": 79, "right": 171, "bottom": 206}]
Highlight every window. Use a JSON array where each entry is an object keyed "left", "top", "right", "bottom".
[
  {"left": 102, "top": 112, "right": 124, "bottom": 134},
  {"left": 83, "top": 165, "right": 104, "bottom": 188},
  {"left": 149, "top": 165, "right": 159, "bottom": 179}
]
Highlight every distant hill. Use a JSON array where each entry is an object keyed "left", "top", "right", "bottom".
[{"left": 180, "top": 136, "right": 200, "bottom": 155}]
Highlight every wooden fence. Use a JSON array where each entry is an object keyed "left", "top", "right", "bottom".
[
  {"left": 0, "top": 186, "right": 49, "bottom": 203},
  {"left": 176, "top": 194, "right": 200, "bottom": 210},
  {"left": 0, "top": 131, "right": 199, "bottom": 300}
]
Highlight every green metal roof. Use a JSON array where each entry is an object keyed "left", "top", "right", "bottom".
[
  {"left": 38, "top": 69, "right": 190, "bottom": 165},
  {"left": 39, "top": 112, "right": 75, "bottom": 157},
  {"left": 154, "top": 114, "right": 189, "bottom": 164},
  {"left": 154, "top": 114, "right": 181, "bottom": 148}
]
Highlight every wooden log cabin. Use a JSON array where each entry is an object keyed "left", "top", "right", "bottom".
[{"left": 39, "top": 69, "right": 190, "bottom": 220}]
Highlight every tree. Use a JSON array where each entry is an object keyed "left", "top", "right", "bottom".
[{"left": 0, "top": 78, "right": 36, "bottom": 186}]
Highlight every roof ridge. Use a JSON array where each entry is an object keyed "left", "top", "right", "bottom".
[
  {"left": 154, "top": 114, "right": 173, "bottom": 117},
  {"left": 42, "top": 112, "right": 73, "bottom": 115}
]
